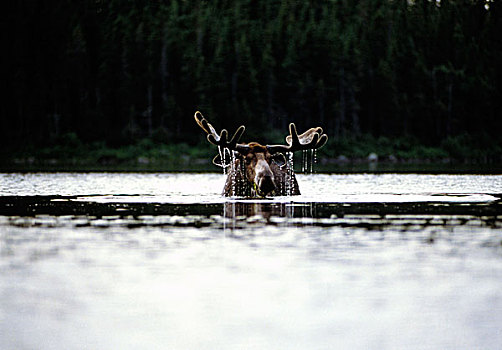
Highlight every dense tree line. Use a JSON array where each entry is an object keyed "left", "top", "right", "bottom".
[{"left": 3, "top": 0, "right": 501, "bottom": 154}]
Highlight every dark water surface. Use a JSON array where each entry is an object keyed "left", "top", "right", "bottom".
[{"left": 1, "top": 173, "right": 502, "bottom": 349}]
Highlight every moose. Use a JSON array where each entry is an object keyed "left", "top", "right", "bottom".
[{"left": 195, "top": 111, "right": 328, "bottom": 197}]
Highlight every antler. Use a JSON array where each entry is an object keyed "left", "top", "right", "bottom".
[
  {"left": 194, "top": 111, "right": 249, "bottom": 154},
  {"left": 267, "top": 123, "right": 328, "bottom": 154}
]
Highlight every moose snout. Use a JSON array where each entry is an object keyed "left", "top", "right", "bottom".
[
  {"left": 258, "top": 174, "right": 276, "bottom": 195},
  {"left": 254, "top": 158, "right": 277, "bottom": 196}
]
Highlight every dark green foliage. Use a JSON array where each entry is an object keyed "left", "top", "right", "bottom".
[{"left": 2, "top": 0, "right": 501, "bottom": 161}]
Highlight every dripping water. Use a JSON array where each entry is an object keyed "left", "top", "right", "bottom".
[
  {"left": 313, "top": 149, "right": 317, "bottom": 173},
  {"left": 231, "top": 151, "right": 236, "bottom": 196},
  {"left": 287, "top": 152, "right": 294, "bottom": 196},
  {"left": 222, "top": 147, "right": 228, "bottom": 176},
  {"left": 302, "top": 150, "right": 306, "bottom": 174},
  {"left": 301, "top": 149, "right": 316, "bottom": 175},
  {"left": 218, "top": 146, "right": 226, "bottom": 176},
  {"left": 310, "top": 149, "right": 314, "bottom": 174}
]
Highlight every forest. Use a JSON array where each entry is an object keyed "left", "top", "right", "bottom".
[{"left": 2, "top": 0, "right": 502, "bottom": 166}]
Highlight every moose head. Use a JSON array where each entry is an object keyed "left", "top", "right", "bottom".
[{"left": 194, "top": 111, "right": 328, "bottom": 197}]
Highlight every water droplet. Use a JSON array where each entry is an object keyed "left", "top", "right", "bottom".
[
  {"left": 313, "top": 149, "right": 317, "bottom": 174},
  {"left": 287, "top": 152, "right": 294, "bottom": 196},
  {"left": 302, "top": 150, "right": 306, "bottom": 174},
  {"left": 231, "top": 152, "right": 236, "bottom": 196},
  {"left": 310, "top": 149, "right": 314, "bottom": 174}
]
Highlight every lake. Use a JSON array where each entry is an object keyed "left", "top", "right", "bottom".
[{"left": 1, "top": 172, "right": 502, "bottom": 349}]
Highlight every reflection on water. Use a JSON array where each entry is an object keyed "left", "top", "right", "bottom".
[{"left": 1, "top": 173, "right": 502, "bottom": 349}]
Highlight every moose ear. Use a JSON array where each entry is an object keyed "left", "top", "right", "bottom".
[{"left": 271, "top": 153, "right": 287, "bottom": 168}]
